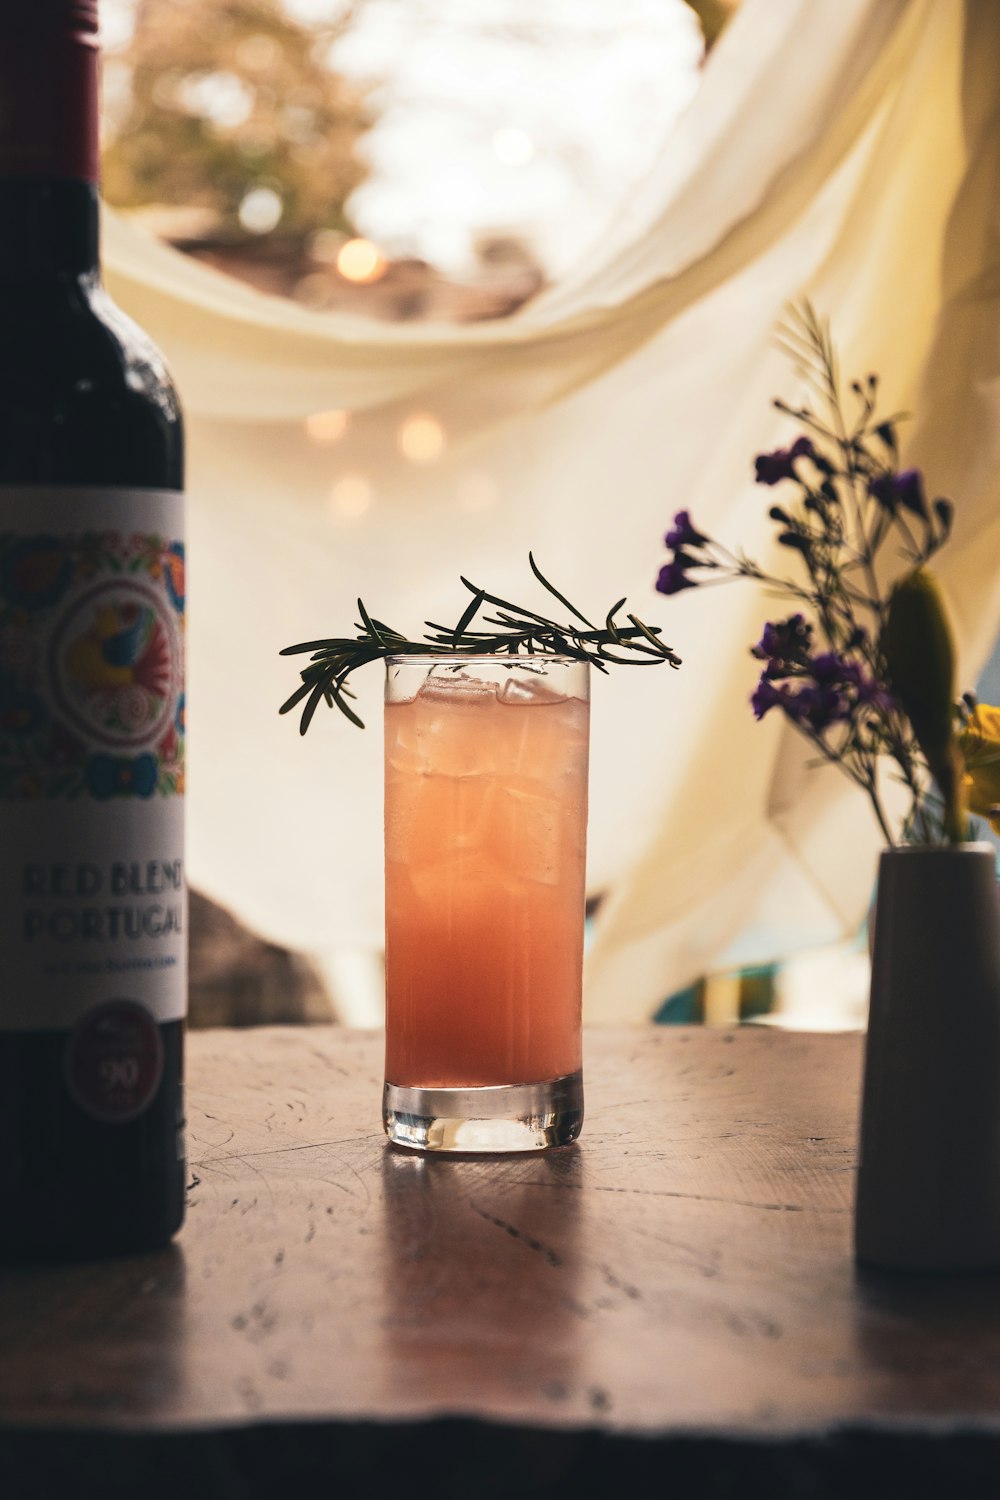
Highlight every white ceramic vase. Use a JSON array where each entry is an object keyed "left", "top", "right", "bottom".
[{"left": 855, "top": 843, "right": 1000, "bottom": 1272}]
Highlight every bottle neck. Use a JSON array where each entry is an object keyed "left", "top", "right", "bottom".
[
  {"left": 0, "top": 180, "right": 100, "bottom": 281},
  {"left": 0, "top": 7, "right": 101, "bottom": 282}
]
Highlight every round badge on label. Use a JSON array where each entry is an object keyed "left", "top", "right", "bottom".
[
  {"left": 49, "top": 579, "right": 183, "bottom": 752},
  {"left": 65, "top": 1000, "right": 164, "bottom": 1123}
]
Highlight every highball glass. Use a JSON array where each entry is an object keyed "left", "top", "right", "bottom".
[{"left": 382, "top": 655, "right": 589, "bottom": 1151}]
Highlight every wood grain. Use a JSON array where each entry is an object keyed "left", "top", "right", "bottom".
[{"left": 2, "top": 1026, "right": 1000, "bottom": 1489}]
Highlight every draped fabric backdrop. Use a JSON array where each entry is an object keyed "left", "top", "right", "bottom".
[{"left": 104, "top": 0, "right": 1000, "bottom": 1023}]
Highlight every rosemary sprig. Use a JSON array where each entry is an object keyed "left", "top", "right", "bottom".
[{"left": 280, "top": 553, "right": 680, "bottom": 732}]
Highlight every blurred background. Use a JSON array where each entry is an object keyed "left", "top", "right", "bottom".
[
  {"left": 100, "top": 0, "right": 724, "bottom": 317},
  {"left": 98, "top": 0, "right": 762, "bottom": 1032},
  {"left": 97, "top": 0, "right": 997, "bottom": 1036}
]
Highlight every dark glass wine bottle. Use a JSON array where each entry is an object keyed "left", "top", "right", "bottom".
[{"left": 0, "top": 1, "right": 186, "bottom": 1260}]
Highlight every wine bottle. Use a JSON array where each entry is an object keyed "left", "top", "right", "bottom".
[{"left": 0, "top": 1, "right": 186, "bottom": 1260}]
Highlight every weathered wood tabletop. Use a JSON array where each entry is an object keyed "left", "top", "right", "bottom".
[{"left": 3, "top": 1026, "right": 1000, "bottom": 1498}]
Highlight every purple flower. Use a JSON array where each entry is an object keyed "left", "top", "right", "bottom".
[
  {"left": 869, "top": 474, "right": 894, "bottom": 509},
  {"left": 754, "top": 454, "right": 790, "bottom": 486},
  {"left": 895, "top": 469, "right": 928, "bottom": 517},
  {"left": 655, "top": 560, "right": 697, "bottom": 597},
  {"left": 869, "top": 468, "right": 928, "bottom": 518},
  {"left": 752, "top": 671, "right": 846, "bottom": 729},
  {"left": 663, "top": 510, "right": 707, "bottom": 550},
  {"left": 804, "top": 651, "right": 890, "bottom": 720},
  {"left": 751, "top": 672, "right": 849, "bottom": 729},
  {"left": 751, "top": 614, "right": 813, "bottom": 666},
  {"left": 855, "top": 675, "right": 894, "bottom": 713},
  {"left": 754, "top": 436, "right": 816, "bottom": 486},
  {"left": 751, "top": 677, "right": 786, "bottom": 720},
  {"left": 792, "top": 682, "right": 850, "bottom": 731},
  {"left": 656, "top": 513, "right": 711, "bottom": 598},
  {"left": 751, "top": 644, "right": 892, "bottom": 735},
  {"left": 810, "top": 651, "right": 856, "bottom": 684}
]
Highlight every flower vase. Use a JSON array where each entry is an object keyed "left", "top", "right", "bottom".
[{"left": 855, "top": 844, "right": 1000, "bottom": 1272}]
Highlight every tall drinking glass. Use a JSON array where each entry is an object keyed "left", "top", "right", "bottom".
[{"left": 383, "top": 655, "right": 590, "bottom": 1152}]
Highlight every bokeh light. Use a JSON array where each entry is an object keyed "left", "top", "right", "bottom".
[
  {"left": 336, "top": 238, "right": 387, "bottom": 283},
  {"left": 310, "top": 228, "right": 347, "bottom": 264},
  {"left": 235, "top": 33, "right": 280, "bottom": 73},
  {"left": 398, "top": 414, "right": 446, "bottom": 464},
  {"left": 238, "top": 186, "right": 283, "bottom": 234},
  {"left": 306, "top": 409, "right": 349, "bottom": 444},
  {"left": 329, "top": 473, "right": 372, "bottom": 518},
  {"left": 491, "top": 127, "right": 535, "bottom": 167}
]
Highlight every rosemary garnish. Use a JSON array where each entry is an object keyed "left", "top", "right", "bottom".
[{"left": 280, "top": 553, "right": 680, "bottom": 732}]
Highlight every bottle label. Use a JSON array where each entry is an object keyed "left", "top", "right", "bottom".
[{"left": 0, "top": 488, "right": 185, "bottom": 1030}]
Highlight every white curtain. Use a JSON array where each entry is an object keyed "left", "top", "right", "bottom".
[{"left": 104, "top": 0, "right": 1000, "bottom": 1022}]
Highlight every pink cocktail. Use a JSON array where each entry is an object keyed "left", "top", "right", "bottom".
[{"left": 383, "top": 656, "right": 589, "bottom": 1151}]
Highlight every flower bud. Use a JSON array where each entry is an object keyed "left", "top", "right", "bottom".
[
  {"left": 933, "top": 496, "right": 953, "bottom": 534},
  {"left": 882, "top": 569, "right": 964, "bottom": 841}
]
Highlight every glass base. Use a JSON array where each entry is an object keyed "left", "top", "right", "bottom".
[{"left": 383, "top": 1070, "right": 583, "bottom": 1153}]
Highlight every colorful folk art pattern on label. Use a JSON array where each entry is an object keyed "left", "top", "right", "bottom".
[{"left": 0, "top": 531, "right": 185, "bottom": 800}]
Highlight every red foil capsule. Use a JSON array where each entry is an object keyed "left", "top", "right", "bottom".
[{"left": 0, "top": 1, "right": 100, "bottom": 183}]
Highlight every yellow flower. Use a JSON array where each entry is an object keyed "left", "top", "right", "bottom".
[{"left": 959, "top": 703, "right": 1000, "bottom": 834}]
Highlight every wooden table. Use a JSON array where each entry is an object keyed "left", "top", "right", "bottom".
[{"left": 2, "top": 1027, "right": 1000, "bottom": 1498}]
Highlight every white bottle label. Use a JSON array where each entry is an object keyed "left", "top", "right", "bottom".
[{"left": 0, "top": 487, "right": 185, "bottom": 1030}]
